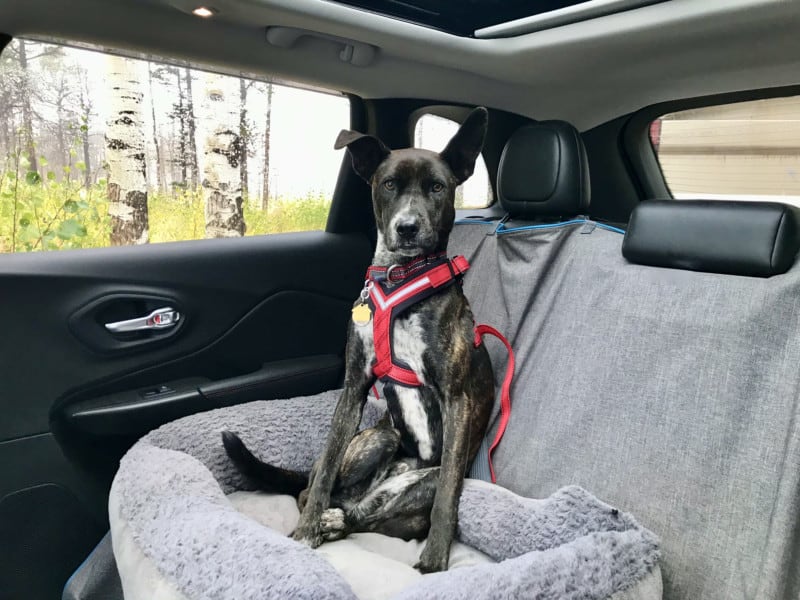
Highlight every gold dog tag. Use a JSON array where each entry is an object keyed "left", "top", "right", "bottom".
[{"left": 352, "top": 303, "right": 372, "bottom": 326}]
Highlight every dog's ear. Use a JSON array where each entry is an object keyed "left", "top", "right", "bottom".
[
  {"left": 334, "top": 130, "right": 391, "bottom": 182},
  {"left": 440, "top": 107, "right": 488, "bottom": 184}
]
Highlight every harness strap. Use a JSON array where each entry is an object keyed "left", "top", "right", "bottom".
[
  {"left": 474, "top": 324, "right": 515, "bottom": 484},
  {"left": 368, "top": 256, "right": 470, "bottom": 387}
]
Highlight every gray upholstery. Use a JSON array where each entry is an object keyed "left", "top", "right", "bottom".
[
  {"left": 497, "top": 120, "right": 590, "bottom": 219},
  {"left": 449, "top": 219, "right": 800, "bottom": 600}
]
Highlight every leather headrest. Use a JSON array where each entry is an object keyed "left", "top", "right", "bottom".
[
  {"left": 497, "top": 121, "right": 590, "bottom": 219},
  {"left": 622, "top": 200, "right": 800, "bottom": 277}
]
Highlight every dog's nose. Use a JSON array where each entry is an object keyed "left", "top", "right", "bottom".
[{"left": 396, "top": 219, "right": 419, "bottom": 239}]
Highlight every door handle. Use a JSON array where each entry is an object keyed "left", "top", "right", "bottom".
[{"left": 104, "top": 307, "right": 181, "bottom": 333}]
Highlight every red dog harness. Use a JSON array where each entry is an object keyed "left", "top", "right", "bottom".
[
  {"left": 366, "top": 252, "right": 469, "bottom": 386},
  {"left": 357, "top": 253, "right": 516, "bottom": 483}
]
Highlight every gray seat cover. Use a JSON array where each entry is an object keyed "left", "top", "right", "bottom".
[{"left": 450, "top": 220, "right": 800, "bottom": 600}]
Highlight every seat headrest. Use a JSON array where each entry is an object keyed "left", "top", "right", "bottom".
[
  {"left": 497, "top": 120, "right": 590, "bottom": 219},
  {"left": 622, "top": 200, "right": 800, "bottom": 277}
]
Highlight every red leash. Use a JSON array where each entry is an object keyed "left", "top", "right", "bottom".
[{"left": 474, "top": 324, "right": 515, "bottom": 484}]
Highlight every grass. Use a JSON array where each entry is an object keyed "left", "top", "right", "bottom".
[{"left": 0, "top": 173, "right": 331, "bottom": 253}]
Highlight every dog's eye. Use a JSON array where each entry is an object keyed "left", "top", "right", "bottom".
[
  {"left": 383, "top": 179, "right": 396, "bottom": 191},
  {"left": 431, "top": 182, "right": 444, "bottom": 193}
]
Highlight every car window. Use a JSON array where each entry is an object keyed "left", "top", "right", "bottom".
[
  {"left": 414, "top": 113, "right": 493, "bottom": 209},
  {"left": 0, "top": 39, "right": 349, "bottom": 253},
  {"left": 650, "top": 95, "right": 800, "bottom": 205}
]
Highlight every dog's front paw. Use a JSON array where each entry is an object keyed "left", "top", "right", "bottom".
[
  {"left": 415, "top": 541, "right": 449, "bottom": 573},
  {"left": 292, "top": 517, "right": 324, "bottom": 548},
  {"left": 320, "top": 508, "right": 348, "bottom": 541}
]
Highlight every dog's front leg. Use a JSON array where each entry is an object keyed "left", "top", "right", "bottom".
[
  {"left": 293, "top": 336, "right": 372, "bottom": 547},
  {"left": 416, "top": 396, "right": 472, "bottom": 573}
]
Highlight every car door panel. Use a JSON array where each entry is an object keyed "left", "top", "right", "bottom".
[{"left": 0, "top": 230, "right": 369, "bottom": 441}]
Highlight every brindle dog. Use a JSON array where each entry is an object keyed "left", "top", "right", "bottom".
[{"left": 223, "top": 107, "right": 494, "bottom": 573}]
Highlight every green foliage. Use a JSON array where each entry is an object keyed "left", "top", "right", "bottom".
[
  {"left": 244, "top": 192, "right": 331, "bottom": 236},
  {"left": 0, "top": 159, "right": 107, "bottom": 252},
  {"left": 148, "top": 191, "right": 331, "bottom": 242},
  {"left": 0, "top": 170, "right": 331, "bottom": 253}
]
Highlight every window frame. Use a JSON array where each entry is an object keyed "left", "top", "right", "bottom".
[
  {"left": 623, "top": 84, "right": 800, "bottom": 202},
  {"left": 408, "top": 105, "right": 500, "bottom": 215}
]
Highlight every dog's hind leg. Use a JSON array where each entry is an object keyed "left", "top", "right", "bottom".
[
  {"left": 337, "top": 414, "right": 400, "bottom": 490},
  {"left": 317, "top": 416, "right": 402, "bottom": 541},
  {"left": 313, "top": 416, "right": 401, "bottom": 516},
  {"left": 322, "top": 466, "right": 440, "bottom": 542}
]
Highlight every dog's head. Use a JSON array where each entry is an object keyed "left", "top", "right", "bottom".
[{"left": 335, "top": 107, "right": 488, "bottom": 260}]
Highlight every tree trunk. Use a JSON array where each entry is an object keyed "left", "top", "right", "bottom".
[
  {"left": 184, "top": 68, "right": 199, "bottom": 190},
  {"left": 239, "top": 78, "right": 249, "bottom": 200},
  {"left": 202, "top": 72, "right": 245, "bottom": 238},
  {"left": 80, "top": 71, "right": 93, "bottom": 187},
  {"left": 455, "top": 186, "right": 465, "bottom": 209},
  {"left": 17, "top": 40, "right": 39, "bottom": 175},
  {"left": 105, "top": 55, "right": 149, "bottom": 245},
  {"left": 0, "top": 118, "right": 7, "bottom": 158},
  {"left": 175, "top": 68, "right": 187, "bottom": 186},
  {"left": 415, "top": 116, "right": 424, "bottom": 147},
  {"left": 168, "top": 102, "right": 178, "bottom": 190},
  {"left": 261, "top": 83, "right": 273, "bottom": 211},
  {"left": 55, "top": 77, "right": 67, "bottom": 175},
  {"left": 147, "top": 63, "right": 166, "bottom": 193},
  {"left": 82, "top": 122, "right": 91, "bottom": 187}
]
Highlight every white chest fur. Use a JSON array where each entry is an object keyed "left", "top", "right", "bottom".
[
  {"left": 390, "top": 313, "right": 427, "bottom": 384},
  {"left": 394, "top": 385, "right": 434, "bottom": 460},
  {"left": 352, "top": 312, "right": 433, "bottom": 460}
]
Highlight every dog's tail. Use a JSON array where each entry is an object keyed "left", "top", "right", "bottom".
[{"left": 221, "top": 431, "right": 309, "bottom": 496}]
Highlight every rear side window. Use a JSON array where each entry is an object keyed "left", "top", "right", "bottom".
[
  {"left": 650, "top": 95, "right": 800, "bottom": 204},
  {"left": 0, "top": 39, "right": 348, "bottom": 253},
  {"left": 414, "top": 114, "right": 493, "bottom": 209}
]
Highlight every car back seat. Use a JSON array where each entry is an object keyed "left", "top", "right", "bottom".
[
  {"left": 452, "top": 121, "right": 800, "bottom": 599},
  {"left": 69, "top": 120, "right": 800, "bottom": 600}
]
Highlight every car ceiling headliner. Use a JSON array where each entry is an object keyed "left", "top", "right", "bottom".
[{"left": 1, "top": 0, "right": 798, "bottom": 130}]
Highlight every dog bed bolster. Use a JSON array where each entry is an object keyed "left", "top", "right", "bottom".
[{"left": 110, "top": 391, "right": 661, "bottom": 599}]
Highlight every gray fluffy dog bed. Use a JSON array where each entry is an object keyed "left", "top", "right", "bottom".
[{"left": 109, "top": 390, "right": 662, "bottom": 600}]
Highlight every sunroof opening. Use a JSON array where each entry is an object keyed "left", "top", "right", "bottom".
[{"left": 326, "top": 0, "right": 666, "bottom": 37}]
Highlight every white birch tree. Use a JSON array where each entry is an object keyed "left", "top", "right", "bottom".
[
  {"left": 202, "top": 72, "right": 245, "bottom": 237},
  {"left": 105, "top": 54, "right": 148, "bottom": 245},
  {"left": 239, "top": 77, "right": 255, "bottom": 199},
  {"left": 147, "top": 62, "right": 166, "bottom": 194},
  {"left": 261, "top": 82, "right": 274, "bottom": 211},
  {"left": 78, "top": 69, "right": 94, "bottom": 187},
  {"left": 184, "top": 68, "right": 199, "bottom": 189}
]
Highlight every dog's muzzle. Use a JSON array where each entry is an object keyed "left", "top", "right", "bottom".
[
  {"left": 389, "top": 214, "right": 434, "bottom": 254},
  {"left": 396, "top": 217, "right": 420, "bottom": 242}
]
